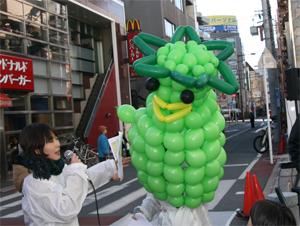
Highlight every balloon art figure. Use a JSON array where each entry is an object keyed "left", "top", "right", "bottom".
[{"left": 117, "top": 26, "right": 239, "bottom": 209}]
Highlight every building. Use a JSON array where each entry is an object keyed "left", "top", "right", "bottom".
[{"left": 0, "top": 0, "right": 130, "bottom": 179}]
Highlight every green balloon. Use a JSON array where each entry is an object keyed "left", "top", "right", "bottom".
[
  {"left": 129, "top": 145, "right": 134, "bottom": 156},
  {"left": 199, "top": 44, "right": 207, "bottom": 51},
  {"left": 192, "top": 65, "right": 206, "bottom": 78},
  {"left": 186, "top": 183, "right": 204, "bottom": 198},
  {"left": 157, "top": 46, "right": 170, "bottom": 56},
  {"left": 170, "top": 44, "right": 186, "bottom": 54},
  {"left": 203, "top": 98, "right": 218, "bottom": 115},
  {"left": 144, "top": 126, "right": 164, "bottom": 147},
  {"left": 216, "top": 147, "right": 227, "bottom": 166},
  {"left": 207, "top": 51, "right": 215, "bottom": 57},
  {"left": 205, "top": 160, "right": 221, "bottom": 178},
  {"left": 184, "top": 111, "right": 203, "bottom": 130},
  {"left": 128, "top": 124, "right": 139, "bottom": 143},
  {"left": 166, "top": 183, "right": 185, "bottom": 197},
  {"left": 154, "top": 192, "right": 167, "bottom": 200},
  {"left": 163, "top": 164, "right": 184, "bottom": 184},
  {"left": 186, "top": 40, "right": 198, "bottom": 50},
  {"left": 164, "top": 150, "right": 185, "bottom": 166},
  {"left": 202, "top": 140, "right": 221, "bottom": 162},
  {"left": 202, "top": 191, "right": 215, "bottom": 203},
  {"left": 146, "top": 102, "right": 154, "bottom": 118},
  {"left": 157, "top": 55, "right": 167, "bottom": 67},
  {"left": 218, "top": 167, "right": 224, "bottom": 179},
  {"left": 137, "top": 170, "right": 148, "bottom": 185},
  {"left": 195, "top": 87, "right": 207, "bottom": 99},
  {"left": 210, "top": 112, "right": 226, "bottom": 133},
  {"left": 196, "top": 105, "right": 211, "bottom": 125},
  {"left": 186, "top": 149, "right": 206, "bottom": 168},
  {"left": 193, "top": 50, "right": 210, "bottom": 65},
  {"left": 218, "top": 132, "right": 226, "bottom": 147},
  {"left": 145, "top": 144, "right": 165, "bottom": 162},
  {"left": 202, "top": 176, "right": 219, "bottom": 193},
  {"left": 148, "top": 175, "right": 166, "bottom": 193},
  {"left": 117, "top": 104, "right": 136, "bottom": 123},
  {"left": 146, "top": 160, "right": 164, "bottom": 177},
  {"left": 157, "top": 85, "right": 172, "bottom": 102},
  {"left": 208, "top": 89, "right": 217, "bottom": 101},
  {"left": 204, "top": 63, "right": 214, "bottom": 74},
  {"left": 167, "top": 195, "right": 184, "bottom": 207},
  {"left": 168, "top": 50, "right": 184, "bottom": 65},
  {"left": 158, "top": 77, "right": 172, "bottom": 86},
  {"left": 185, "top": 195, "right": 202, "bottom": 209},
  {"left": 172, "top": 80, "right": 186, "bottom": 92},
  {"left": 184, "top": 166, "right": 205, "bottom": 185},
  {"left": 131, "top": 151, "right": 149, "bottom": 171},
  {"left": 210, "top": 56, "right": 219, "bottom": 67},
  {"left": 144, "top": 183, "right": 154, "bottom": 193},
  {"left": 184, "top": 128, "right": 204, "bottom": 150},
  {"left": 170, "top": 91, "right": 182, "bottom": 103},
  {"left": 132, "top": 135, "right": 146, "bottom": 153},
  {"left": 146, "top": 92, "right": 156, "bottom": 106},
  {"left": 175, "top": 64, "right": 189, "bottom": 75},
  {"left": 188, "top": 45, "right": 203, "bottom": 53},
  {"left": 152, "top": 109, "right": 168, "bottom": 131},
  {"left": 166, "top": 118, "right": 184, "bottom": 132},
  {"left": 182, "top": 53, "right": 197, "bottom": 71},
  {"left": 192, "top": 98, "right": 204, "bottom": 107},
  {"left": 137, "top": 115, "right": 154, "bottom": 137},
  {"left": 203, "top": 122, "right": 220, "bottom": 141},
  {"left": 181, "top": 126, "right": 189, "bottom": 134},
  {"left": 134, "top": 107, "right": 146, "bottom": 123},
  {"left": 163, "top": 132, "right": 184, "bottom": 152}
]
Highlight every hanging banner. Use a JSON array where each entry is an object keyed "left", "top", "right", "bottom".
[
  {"left": 0, "top": 54, "right": 34, "bottom": 91},
  {"left": 127, "top": 32, "right": 143, "bottom": 64}
]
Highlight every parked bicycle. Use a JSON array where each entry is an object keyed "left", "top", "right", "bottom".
[
  {"left": 253, "top": 117, "right": 277, "bottom": 153},
  {"left": 69, "top": 135, "right": 98, "bottom": 167}
]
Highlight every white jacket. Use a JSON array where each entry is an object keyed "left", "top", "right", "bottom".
[
  {"left": 136, "top": 193, "right": 212, "bottom": 226},
  {"left": 22, "top": 160, "right": 117, "bottom": 226}
]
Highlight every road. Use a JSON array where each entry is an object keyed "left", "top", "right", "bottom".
[{"left": 0, "top": 119, "right": 273, "bottom": 226}]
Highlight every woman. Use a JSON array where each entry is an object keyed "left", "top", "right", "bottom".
[
  {"left": 11, "top": 123, "right": 130, "bottom": 226},
  {"left": 97, "top": 125, "right": 110, "bottom": 162}
]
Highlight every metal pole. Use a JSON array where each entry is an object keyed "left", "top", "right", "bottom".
[
  {"left": 263, "top": 53, "right": 273, "bottom": 164},
  {"left": 237, "top": 55, "right": 245, "bottom": 122}
]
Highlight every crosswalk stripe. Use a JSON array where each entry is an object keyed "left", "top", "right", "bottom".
[
  {"left": 91, "top": 187, "right": 147, "bottom": 214},
  {"left": 0, "top": 192, "right": 22, "bottom": 202},
  {"left": 0, "top": 210, "right": 23, "bottom": 219},
  {"left": 0, "top": 199, "right": 22, "bottom": 211}
]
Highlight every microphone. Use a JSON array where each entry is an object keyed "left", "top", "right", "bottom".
[{"left": 64, "top": 150, "right": 91, "bottom": 182}]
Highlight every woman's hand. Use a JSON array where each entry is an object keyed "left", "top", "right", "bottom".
[
  {"left": 132, "top": 211, "right": 144, "bottom": 220},
  {"left": 70, "top": 153, "right": 81, "bottom": 164},
  {"left": 114, "top": 157, "right": 131, "bottom": 169}
]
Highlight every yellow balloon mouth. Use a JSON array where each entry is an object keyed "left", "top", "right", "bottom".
[{"left": 152, "top": 95, "right": 192, "bottom": 123}]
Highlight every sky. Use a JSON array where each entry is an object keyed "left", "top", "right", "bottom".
[{"left": 196, "top": 0, "right": 278, "bottom": 69}]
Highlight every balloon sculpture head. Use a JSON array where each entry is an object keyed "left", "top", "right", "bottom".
[{"left": 117, "top": 26, "right": 239, "bottom": 209}]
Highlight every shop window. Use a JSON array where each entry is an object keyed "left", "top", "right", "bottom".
[
  {"left": 27, "top": 40, "right": 47, "bottom": 57},
  {"left": 25, "top": 0, "right": 46, "bottom": 8},
  {"left": 72, "top": 85, "right": 84, "bottom": 99},
  {"left": 32, "top": 113, "right": 51, "bottom": 125},
  {"left": 48, "top": 13, "right": 67, "bottom": 31},
  {"left": 3, "top": 94, "right": 27, "bottom": 111},
  {"left": 81, "top": 47, "right": 94, "bottom": 61},
  {"left": 93, "top": 27, "right": 102, "bottom": 41},
  {"left": 51, "top": 62, "right": 70, "bottom": 78},
  {"left": 1, "top": 36, "right": 25, "bottom": 54},
  {"left": 80, "top": 22, "right": 85, "bottom": 34},
  {"left": 54, "top": 113, "right": 72, "bottom": 126},
  {"left": 32, "top": 59, "right": 48, "bottom": 76},
  {"left": 4, "top": 114, "right": 27, "bottom": 131},
  {"left": 80, "top": 33, "right": 92, "bottom": 48},
  {"left": 68, "top": 18, "right": 78, "bottom": 32},
  {"left": 24, "top": 4, "right": 46, "bottom": 25},
  {"left": 30, "top": 96, "right": 49, "bottom": 110},
  {"left": 49, "top": 46, "right": 69, "bottom": 62},
  {"left": 86, "top": 24, "right": 92, "bottom": 36},
  {"left": 164, "top": 19, "right": 175, "bottom": 38},
  {"left": 53, "top": 96, "right": 72, "bottom": 110},
  {"left": 49, "top": 29, "right": 68, "bottom": 46},
  {"left": 47, "top": 0, "right": 66, "bottom": 16},
  {"left": 52, "top": 79, "right": 71, "bottom": 95},
  {"left": 26, "top": 24, "right": 47, "bottom": 42},
  {"left": 33, "top": 77, "right": 49, "bottom": 93},
  {"left": 71, "top": 71, "right": 82, "bottom": 85},
  {"left": 3, "top": 0, "right": 23, "bottom": 18}
]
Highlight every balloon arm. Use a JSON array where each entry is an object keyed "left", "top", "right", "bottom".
[
  {"left": 207, "top": 76, "right": 236, "bottom": 94},
  {"left": 185, "top": 25, "right": 201, "bottom": 44},
  {"left": 218, "top": 61, "right": 240, "bottom": 91},
  {"left": 170, "top": 26, "right": 186, "bottom": 44},
  {"left": 134, "top": 64, "right": 170, "bottom": 78},
  {"left": 216, "top": 46, "right": 234, "bottom": 61},
  {"left": 202, "top": 40, "right": 233, "bottom": 50},
  {"left": 132, "top": 55, "right": 157, "bottom": 69},
  {"left": 133, "top": 36, "right": 156, "bottom": 56},
  {"left": 138, "top": 33, "right": 169, "bottom": 47}
]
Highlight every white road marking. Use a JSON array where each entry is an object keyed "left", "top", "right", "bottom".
[
  {"left": 225, "top": 128, "right": 251, "bottom": 139},
  {"left": 0, "top": 192, "right": 22, "bottom": 202},
  {"left": 238, "top": 154, "right": 261, "bottom": 179},
  {"left": 91, "top": 187, "right": 147, "bottom": 214},
  {"left": 0, "top": 210, "right": 23, "bottom": 218},
  {"left": 225, "top": 208, "right": 240, "bottom": 226},
  {"left": 223, "top": 164, "right": 248, "bottom": 167},
  {"left": 0, "top": 199, "right": 22, "bottom": 211}
]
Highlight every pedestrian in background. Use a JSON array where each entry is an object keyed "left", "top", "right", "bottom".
[
  {"left": 248, "top": 199, "right": 296, "bottom": 226},
  {"left": 288, "top": 113, "right": 299, "bottom": 173},
  {"left": 250, "top": 111, "right": 255, "bottom": 128},
  {"left": 10, "top": 123, "right": 130, "bottom": 225},
  {"left": 98, "top": 125, "right": 110, "bottom": 162}
]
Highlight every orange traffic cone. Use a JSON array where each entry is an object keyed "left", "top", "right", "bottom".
[
  {"left": 278, "top": 133, "right": 286, "bottom": 154},
  {"left": 236, "top": 171, "right": 255, "bottom": 219},
  {"left": 252, "top": 174, "right": 265, "bottom": 202}
]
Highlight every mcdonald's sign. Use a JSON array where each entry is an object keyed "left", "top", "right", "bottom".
[{"left": 126, "top": 19, "right": 141, "bottom": 32}]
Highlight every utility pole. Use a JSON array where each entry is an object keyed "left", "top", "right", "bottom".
[{"left": 261, "top": 0, "right": 281, "bottom": 142}]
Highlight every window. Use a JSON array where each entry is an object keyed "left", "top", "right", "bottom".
[
  {"left": 175, "top": 0, "right": 183, "bottom": 12},
  {"left": 164, "top": 19, "right": 175, "bottom": 38}
]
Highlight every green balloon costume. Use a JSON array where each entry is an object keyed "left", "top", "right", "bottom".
[{"left": 117, "top": 26, "right": 238, "bottom": 209}]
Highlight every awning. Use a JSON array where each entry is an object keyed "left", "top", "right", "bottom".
[{"left": 0, "top": 93, "right": 12, "bottom": 107}]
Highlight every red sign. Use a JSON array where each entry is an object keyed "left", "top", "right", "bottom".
[
  {"left": 0, "top": 93, "right": 12, "bottom": 107},
  {"left": 126, "top": 19, "right": 141, "bottom": 32},
  {"left": 0, "top": 54, "right": 34, "bottom": 91},
  {"left": 127, "top": 32, "right": 143, "bottom": 64},
  {"left": 129, "top": 67, "right": 141, "bottom": 78}
]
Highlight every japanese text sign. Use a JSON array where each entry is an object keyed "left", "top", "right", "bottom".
[
  {"left": 127, "top": 32, "right": 143, "bottom": 64},
  {"left": 0, "top": 54, "right": 34, "bottom": 91}
]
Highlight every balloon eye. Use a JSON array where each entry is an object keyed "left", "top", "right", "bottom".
[
  {"left": 145, "top": 78, "right": 160, "bottom": 92},
  {"left": 180, "top": 90, "right": 194, "bottom": 104}
]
